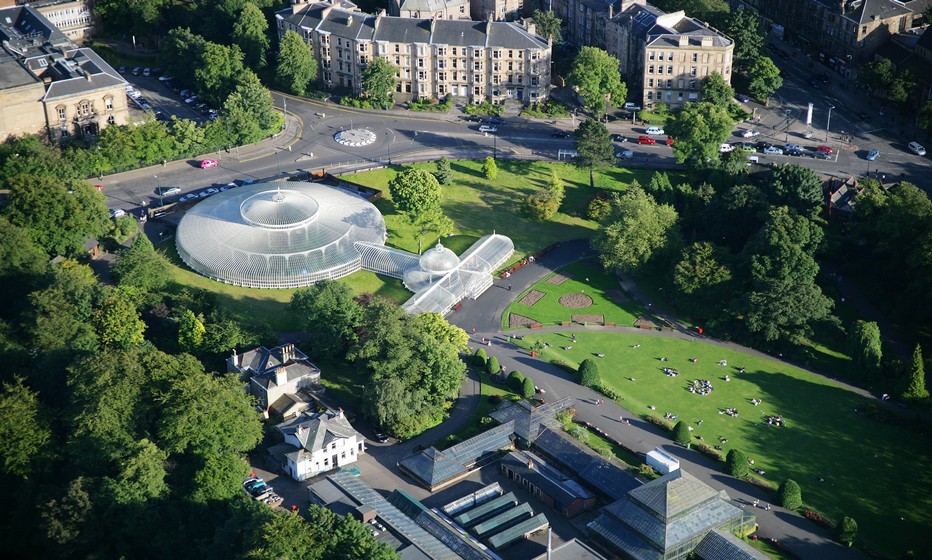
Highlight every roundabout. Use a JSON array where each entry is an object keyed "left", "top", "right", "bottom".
[{"left": 333, "top": 128, "right": 377, "bottom": 147}]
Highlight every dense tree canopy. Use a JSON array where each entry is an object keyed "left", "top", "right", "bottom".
[
  {"left": 747, "top": 56, "right": 783, "bottom": 100},
  {"left": 770, "top": 164, "right": 824, "bottom": 216},
  {"left": 847, "top": 320, "right": 882, "bottom": 379},
  {"left": 0, "top": 376, "right": 50, "bottom": 477},
  {"left": 700, "top": 72, "right": 735, "bottom": 107},
  {"left": 592, "top": 187, "right": 680, "bottom": 273},
  {"left": 532, "top": 10, "right": 562, "bottom": 43},
  {"left": 568, "top": 47, "right": 627, "bottom": 114},
  {"left": 232, "top": 2, "right": 270, "bottom": 69},
  {"left": 574, "top": 119, "right": 615, "bottom": 188},
  {"left": 112, "top": 234, "right": 172, "bottom": 291},
  {"left": 276, "top": 30, "right": 317, "bottom": 95},
  {"left": 667, "top": 102, "right": 733, "bottom": 168},
  {"left": 725, "top": 8, "right": 765, "bottom": 73},
  {"left": 291, "top": 280, "right": 362, "bottom": 357},
  {"left": 361, "top": 57, "right": 397, "bottom": 109}
]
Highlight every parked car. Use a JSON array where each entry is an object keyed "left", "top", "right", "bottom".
[
  {"left": 185, "top": 96, "right": 199, "bottom": 104},
  {"left": 813, "top": 151, "right": 833, "bottom": 160},
  {"left": 198, "top": 187, "right": 219, "bottom": 198},
  {"left": 763, "top": 146, "right": 784, "bottom": 155},
  {"left": 220, "top": 182, "right": 238, "bottom": 191},
  {"left": 551, "top": 130, "right": 570, "bottom": 138},
  {"left": 179, "top": 89, "right": 192, "bottom": 98},
  {"left": 159, "top": 75, "right": 174, "bottom": 82},
  {"left": 486, "top": 117, "right": 506, "bottom": 125},
  {"left": 784, "top": 144, "right": 802, "bottom": 152},
  {"left": 374, "top": 433, "right": 390, "bottom": 443},
  {"left": 637, "top": 135, "right": 656, "bottom": 145},
  {"left": 109, "top": 208, "right": 126, "bottom": 219},
  {"left": 816, "top": 145, "right": 833, "bottom": 154},
  {"left": 645, "top": 126, "right": 665, "bottom": 135},
  {"left": 118, "top": 65, "right": 126, "bottom": 74},
  {"left": 610, "top": 134, "right": 627, "bottom": 142},
  {"left": 131, "top": 66, "right": 142, "bottom": 76},
  {"left": 756, "top": 141, "right": 772, "bottom": 151},
  {"left": 741, "top": 129, "right": 760, "bottom": 138},
  {"left": 622, "top": 102, "right": 641, "bottom": 111},
  {"left": 478, "top": 125, "right": 497, "bottom": 133},
  {"left": 908, "top": 141, "right": 926, "bottom": 156},
  {"left": 664, "top": 136, "right": 674, "bottom": 146},
  {"left": 616, "top": 149, "right": 634, "bottom": 159},
  {"left": 786, "top": 148, "right": 803, "bottom": 157},
  {"left": 736, "top": 94, "right": 750, "bottom": 103},
  {"left": 719, "top": 143, "right": 735, "bottom": 153},
  {"left": 179, "top": 193, "right": 199, "bottom": 202},
  {"left": 155, "top": 186, "right": 181, "bottom": 196},
  {"left": 200, "top": 159, "right": 219, "bottom": 169},
  {"left": 142, "top": 67, "right": 151, "bottom": 77},
  {"left": 462, "top": 115, "right": 482, "bottom": 122},
  {"left": 740, "top": 142, "right": 756, "bottom": 153},
  {"left": 866, "top": 149, "right": 880, "bottom": 161}
]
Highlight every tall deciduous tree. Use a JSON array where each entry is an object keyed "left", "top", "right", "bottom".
[
  {"left": 413, "top": 313, "right": 469, "bottom": 353},
  {"left": 737, "top": 206, "right": 832, "bottom": 342},
  {"left": 673, "top": 241, "right": 732, "bottom": 316},
  {"left": 667, "top": 102, "right": 733, "bottom": 168},
  {"left": 94, "top": 290, "right": 146, "bottom": 349},
  {"left": 194, "top": 41, "right": 246, "bottom": 106},
  {"left": 592, "top": 187, "right": 680, "bottom": 273},
  {"left": 178, "top": 309, "right": 206, "bottom": 352},
  {"left": 221, "top": 71, "right": 282, "bottom": 145},
  {"left": 747, "top": 56, "right": 783, "bottom": 101},
  {"left": 112, "top": 234, "right": 172, "bottom": 291},
  {"left": 101, "top": 439, "right": 169, "bottom": 505},
  {"left": 725, "top": 8, "right": 765, "bottom": 73},
  {"left": 898, "top": 344, "right": 929, "bottom": 402},
  {"left": 574, "top": 118, "right": 615, "bottom": 188},
  {"left": 847, "top": 320, "right": 882, "bottom": 379},
  {"left": 29, "top": 261, "right": 102, "bottom": 353},
  {"left": 361, "top": 57, "right": 396, "bottom": 108},
  {"left": 770, "top": 163, "right": 824, "bottom": 216},
  {"left": 0, "top": 376, "right": 50, "bottom": 477},
  {"left": 532, "top": 10, "right": 562, "bottom": 43},
  {"left": 232, "top": 2, "right": 270, "bottom": 69},
  {"left": 290, "top": 280, "right": 362, "bottom": 357},
  {"left": 700, "top": 72, "right": 735, "bottom": 107},
  {"left": 387, "top": 168, "right": 447, "bottom": 253},
  {"left": 568, "top": 47, "right": 627, "bottom": 115},
  {"left": 276, "top": 30, "right": 317, "bottom": 95},
  {"left": 482, "top": 156, "right": 498, "bottom": 180}
]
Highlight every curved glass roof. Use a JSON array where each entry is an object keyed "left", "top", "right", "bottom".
[{"left": 176, "top": 180, "right": 386, "bottom": 289}]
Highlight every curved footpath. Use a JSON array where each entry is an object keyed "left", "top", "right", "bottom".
[{"left": 448, "top": 240, "right": 865, "bottom": 560}]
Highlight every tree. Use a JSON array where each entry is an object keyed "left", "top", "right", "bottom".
[
  {"left": 726, "top": 449, "right": 749, "bottom": 478},
  {"left": 737, "top": 206, "right": 832, "bottom": 342},
  {"left": 95, "top": 290, "right": 146, "bottom": 349},
  {"left": 591, "top": 187, "right": 680, "bottom": 273},
  {"left": 578, "top": 359, "right": 601, "bottom": 388},
  {"left": 413, "top": 313, "right": 468, "bottom": 352},
  {"left": 28, "top": 261, "right": 102, "bottom": 354},
  {"left": 232, "top": 2, "right": 270, "bottom": 69},
  {"left": 919, "top": 100, "right": 932, "bottom": 134},
  {"left": 361, "top": 57, "right": 396, "bottom": 108},
  {"left": 778, "top": 479, "right": 802, "bottom": 510},
  {"left": 40, "top": 477, "right": 93, "bottom": 547},
  {"left": 525, "top": 170, "right": 565, "bottom": 219},
  {"left": 700, "top": 72, "right": 735, "bottom": 107},
  {"left": 291, "top": 280, "right": 362, "bottom": 357},
  {"left": 898, "top": 344, "right": 929, "bottom": 402},
  {"left": 574, "top": 118, "right": 615, "bottom": 188},
  {"left": 667, "top": 102, "right": 733, "bottom": 169},
  {"left": 847, "top": 320, "right": 882, "bottom": 379},
  {"left": 0, "top": 376, "right": 50, "bottom": 477},
  {"left": 190, "top": 452, "right": 249, "bottom": 503},
  {"left": 673, "top": 241, "right": 732, "bottom": 315},
  {"left": 434, "top": 156, "right": 453, "bottom": 185},
  {"left": 94, "top": 0, "right": 168, "bottom": 38},
  {"left": 221, "top": 71, "right": 282, "bottom": 145},
  {"left": 672, "top": 420, "right": 691, "bottom": 446},
  {"left": 521, "top": 376, "right": 535, "bottom": 399},
  {"left": 653, "top": 0, "right": 729, "bottom": 20},
  {"left": 194, "top": 41, "right": 246, "bottom": 106},
  {"left": 747, "top": 56, "right": 783, "bottom": 101},
  {"left": 858, "top": 58, "right": 896, "bottom": 95},
  {"left": 770, "top": 163, "right": 824, "bottom": 216},
  {"left": 101, "top": 439, "right": 169, "bottom": 505},
  {"left": 413, "top": 206, "right": 454, "bottom": 253},
  {"left": 276, "top": 30, "right": 317, "bottom": 95},
  {"left": 482, "top": 156, "right": 498, "bottom": 180},
  {"left": 568, "top": 47, "right": 627, "bottom": 114},
  {"left": 247, "top": 510, "right": 328, "bottom": 560},
  {"left": 111, "top": 234, "right": 172, "bottom": 291},
  {"left": 177, "top": 309, "right": 206, "bottom": 352},
  {"left": 387, "top": 168, "right": 446, "bottom": 253},
  {"left": 836, "top": 516, "right": 858, "bottom": 546},
  {"left": 486, "top": 355, "right": 500, "bottom": 375},
  {"left": 532, "top": 10, "right": 562, "bottom": 43},
  {"left": 887, "top": 69, "right": 916, "bottom": 104},
  {"left": 725, "top": 8, "right": 765, "bottom": 72},
  {"left": 508, "top": 370, "right": 525, "bottom": 392},
  {"left": 474, "top": 347, "right": 487, "bottom": 366}
]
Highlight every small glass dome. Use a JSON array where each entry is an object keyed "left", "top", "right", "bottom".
[{"left": 419, "top": 241, "right": 460, "bottom": 273}]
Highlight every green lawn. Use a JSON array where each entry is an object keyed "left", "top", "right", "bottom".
[
  {"left": 344, "top": 161, "right": 684, "bottom": 264},
  {"left": 157, "top": 241, "right": 408, "bottom": 332},
  {"left": 513, "top": 331, "right": 932, "bottom": 559},
  {"left": 503, "top": 259, "right": 645, "bottom": 329}
]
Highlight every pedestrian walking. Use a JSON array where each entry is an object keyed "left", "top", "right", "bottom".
[
  {"left": 572, "top": 333, "right": 577, "bottom": 342},
  {"left": 508, "top": 284, "right": 512, "bottom": 291}
]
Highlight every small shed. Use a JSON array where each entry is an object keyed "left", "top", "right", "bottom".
[
  {"left": 84, "top": 237, "right": 99, "bottom": 259},
  {"left": 646, "top": 447, "right": 680, "bottom": 475}
]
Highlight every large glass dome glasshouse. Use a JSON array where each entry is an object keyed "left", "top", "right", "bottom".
[{"left": 176, "top": 180, "right": 387, "bottom": 289}]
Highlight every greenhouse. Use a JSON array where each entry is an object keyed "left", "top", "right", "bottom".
[{"left": 175, "top": 180, "right": 387, "bottom": 289}]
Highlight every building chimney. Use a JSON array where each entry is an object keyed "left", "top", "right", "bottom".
[
  {"left": 275, "top": 367, "right": 288, "bottom": 387},
  {"left": 347, "top": 14, "right": 353, "bottom": 26},
  {"left": 232, "top": 348, "right": 239, "bottom": 367}
]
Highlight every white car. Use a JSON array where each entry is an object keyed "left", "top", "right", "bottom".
[
  {"left": 645, "top": 126, "right": 665, "bottom": 135},
  {"left": 159, "top": 75, "right": 173, "bottom": 82},
  {"left": 742, "top": 129, "right": 761, "bottom": 138},
  {"left": 623, "top": 102, "right": 641, "bottom": 111},
  {"left": 763, "top": 146, "right": 784, "bottom": 155},
  {"left": 908, "top": 141, "right": 926, "bottom": 156},
  {"left": 615, "top": 149, "right": 634, "bottom": 159},
  {"left": 220, "top": 182, "right": 237, "bottom": 191},
  {"left": 109, "top": 208, "right": 126, "bottom": 219},
  {"left": 142, "top": 67, "right": 151, "bottom": 77},
  {"left": 478, "top": 125, "right": 497, "bottom": 133},
  {"left": 185, "top": 96, "right": 199, "bottom": 104},
  {"left": 198, "top": 187, "right": 219, "bottom": 198},
  {"left": 719, "top": 143, "right": 735, "bottom": 153}
]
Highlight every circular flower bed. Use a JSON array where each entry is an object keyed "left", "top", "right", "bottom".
[{"left": 559, "top": 293, "right": 593, "bottom": 309}]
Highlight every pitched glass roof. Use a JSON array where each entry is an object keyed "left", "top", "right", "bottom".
[
  {"left": 693, "top": 529, "right": 770, "bottom": 560},
  {"left": 473, "top": 503, "right": 534, "bottom": 538},
  {"left": 532, "top": 428, "right": 639, "bottom": 500},
  {"left": 454, "top": 493, "right": 519, "bottom": 527},
  {"left": 442, "top": 482, "right": 503, "bottom": 517},
  {"left": 487, "top": 514, "right": 549, "bottom": 551},
  {"left": 398, "top": 421, "right": 514, "bottom": 488},
  {"left": 387, "top": 489, "right": 494, "bottom": 560}
]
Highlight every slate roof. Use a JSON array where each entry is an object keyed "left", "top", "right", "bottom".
[
  {"left": 488, "top": 397, "right": 572, "bottom": 441},
  {"left": 693, "top": 529, "right": 770, "bottom": 560},
  {"left": 277, "top": 410, "right": 359, "bottom": 454},
  {"left": 398, "top": 421, "right": 514, "bottom": 488},
  {"left": 374, "top": 15, "right": 433, "bottom": 43},
  {"left": 486, "top": 22, "right": 550, "bottom": 49},
  {"left": 845, "top": 0, "right": 912, "bottom": 25},
  {"left": 430, "top": 18, "right": 487, "bottom": 46},
  {"left": 317, "top": 9, "right": 376, "bottom": 41},
  {"left": 397, "top": 0, "right": 470, "bottom": 13},
  {"left": 501, "top": 450, "right": 595, "bottom": 508}
]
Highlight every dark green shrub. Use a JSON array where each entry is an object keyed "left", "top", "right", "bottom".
[
  {"left": 726, "top": 449, "right": 749, "bottom": 478},
  {"left": 508, "top": 370, "right": 525, "bottom": 391},
  {"left": 778, "top": 479, "right": 802, "bottom": 510},
  {"left": 672, "top": 420, "right": 690, "bottom": 445},
  {"left": 836, "top": 516, "right": 857, "bottom": 546},
  {"left": 578, "top": 359, "right": 600, "bottom": 388},
  {"left": 474, "top": 348, "right": 487, "bottom": 366},
  {"left": 486, "top": 356, "right": 500, "bottom": 375},
  {"left": 521, "top": 376, "right": 535, "bottom": 399}
]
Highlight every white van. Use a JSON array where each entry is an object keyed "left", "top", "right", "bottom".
[
  {"left": 645, "top": 126, "right": 665, "bottom": 135},
  {"left": 747, "top": 155, "right": 760, "bottom": 165}
]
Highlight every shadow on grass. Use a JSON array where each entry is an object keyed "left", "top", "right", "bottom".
[{"left": 450, "top": 161, "right": 484, "bottom": 178}]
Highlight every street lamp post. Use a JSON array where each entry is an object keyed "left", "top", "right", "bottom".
[
  {"left": 155, "top": 175, "right": 162, "bottom": 206},
  {"left": 826, "top": 105, "right": 835, "bottom": 142},
  {"left": 386, "top": 131, "right": 391, "bottom": 164}
]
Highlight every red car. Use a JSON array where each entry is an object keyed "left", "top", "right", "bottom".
[
  {"left": 665, "top": 136, "right": 675, "bottom": 146},
  {"left": 200, "top": 158, "right": 219, "bottom": 169},
  {"left": 816, "top": 145, "right": 833, "bottom": 154},
  {"left": 637, "top": 135, "right": 656, "bottom": 145}
]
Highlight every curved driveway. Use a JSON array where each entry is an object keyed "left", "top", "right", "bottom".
[{"left": 448, "top": 241, "right": 865, "bottom": 560}]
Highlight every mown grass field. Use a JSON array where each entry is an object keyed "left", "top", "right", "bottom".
[
  {"left": 503, "top": 259, "right": 645, "bottom": 329},
  {"left": 515, "top": 331, "right": 932, "bottom": 559}
]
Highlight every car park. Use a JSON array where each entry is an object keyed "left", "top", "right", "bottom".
[
  {"left": 109, "top": 208, "right": 126, "bottom": 219},
  {"left": 866, "top": 149, "right": 879, "bottom": 161},
  {"left": 763, "top": 146, "right": 784, "bottom": 155},
  {"left": 200, "top": 159, "right": 219, "bottom": 169},
  {"left": 741, "top": 129, "right": 760, "bottom": 138},
  {"left": 816, "top": 145, "right": 833, "bottom": 154},
  {"left": 756, "top": 141, "right": 772, "bottom": 150},
  {"left": 814, "top": 151, "right": 833, "bottom": 160},
  {"left": 637, "top": 135, "right": 656, "bottom": 145},
  {"left": 478, "top": 125, "right": 497, "bottom": 133},
  {"left": 551, "top": 130, "right": 570, "bottom": 138},
  {"left": 645, "top": 126, "right": 664, "bottom": 135},
  {"left": 908, "top": 142, "right": 926, "bottom": 156},
  {"left": 719, "top": 143, "right": 734, "bottom": 153},
  {"left": 786, "top": 148, "right": 803, "bottom": 157},
  {"left": 155, "top": 186, "right": 182, "bottom": 196},
  {"left": 610, "top": 134, "right": 627, "bottom": 142},
  {"left": 198, "top": 187, "right": 219, "bottom": 198}
]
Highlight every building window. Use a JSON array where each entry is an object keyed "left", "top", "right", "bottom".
[
  {"left": 324, "top": 457, "right": 329, "bottom": 465},
  {"left": 690, "top": 67, "right": 697, "bottom": 77},
  {"left": 667, "top": 79, "right": 673, "bottom": 88},
  {"left": 668, "top": 52, "right": 674, "bottom": 60},
  {"left": 331, "top": 443, "right": 337, "bottom": 450},
  {"left": 667, "top": 65, "right": 673, "bottom": 74},
  {"left": 647, "top": 78, "right": 654, "bottom": 87},
  {"left": 648, "top": 65, "right": 654, "bottom": 74},
  {"left": 647, "top": 91, "right": 653, "bottom": 100},
  {"left": 104, "top": 97, "right": 113, "bottom": 110},
  {"left": 649, "top": 51, "right": 655, "bottom": 60},
  {"left": 57, "top": 106, "right": 66, "bottom": 120},
  {"left": 691, "top": 53, "right": 697, "bottom": 62},
  {"left": 689, "top": 79, "right": 696, "bottom": 89}
]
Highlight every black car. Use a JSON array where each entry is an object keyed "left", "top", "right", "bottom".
[
  {"left": 462, "top": 115, "right": 482, "bottom": 122},
  {"left": 486, "top": 117, "right": 506, "bottom": 125},
  {"left": 786, "top": 149, "right": 803, "bottom": 157},
  {"left": 374, "top": 433, "right": 390, "bottom": 443},
  {"left": 756, "top": 141, "right": 772, "bottom": 151},
  {"left": 552, "top": 130, "right": 570, "bottom": 138},
  {"left": 610, "top": 134, "right": 627, "bottom": 142}
]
